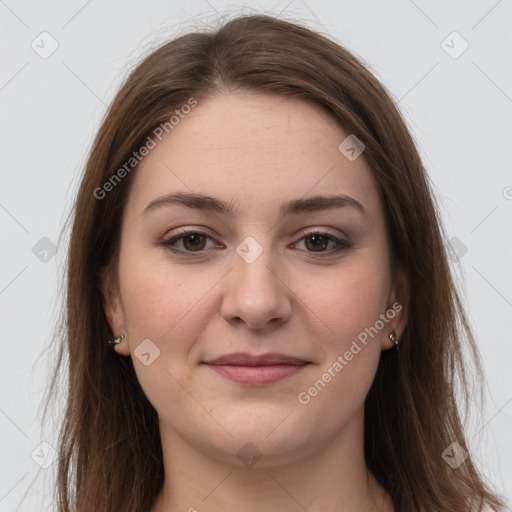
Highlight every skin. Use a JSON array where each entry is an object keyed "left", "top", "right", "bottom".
[{"left": 102, "top": 91, "right": 407, "bottom": 512}]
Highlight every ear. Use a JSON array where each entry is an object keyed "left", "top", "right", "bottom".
[
  {"left": 99, "top": 265, "right": 130, "bottom": 356},
  {"left": 382, "top": 266, "right": 409, "bottom": 350}
]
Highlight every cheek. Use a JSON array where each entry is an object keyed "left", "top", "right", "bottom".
[
  {"left": 299, "top": 251, "right": 390, "bottom": 399},
  {"left": 118, "top": 255, "right": 213, "bottom": 412},
  {"left": 296, "top": 267, "right": 387, "bottom": 422},
  {"left": 119, "top": 249, "right": 215, "bottom": 341},
  {"left": 307, "top": 253, "right": 391, "bottom": 344}
]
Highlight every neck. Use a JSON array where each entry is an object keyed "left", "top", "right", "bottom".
[{"left": 151, "top": 409, "right": 393, "bottom": 512}]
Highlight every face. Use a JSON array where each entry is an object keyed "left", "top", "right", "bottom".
[{"left": 102, "top": 91, "right": 407, "bottom": 467}]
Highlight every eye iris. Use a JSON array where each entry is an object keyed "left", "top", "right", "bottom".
[
  {"left": 305, "top": 234, "right": 328, "bottom": 252},
  {"left": 183, "top": 233, "right": 206, "bottom": 251}
]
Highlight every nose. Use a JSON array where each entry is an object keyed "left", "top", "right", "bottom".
[{"left": 220, "top": 241, "right": 293, "bottom": 331}]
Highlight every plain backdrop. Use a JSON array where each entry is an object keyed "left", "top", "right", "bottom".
[{"left": 0, "top": 0, "right": 511, "bottom": 510}]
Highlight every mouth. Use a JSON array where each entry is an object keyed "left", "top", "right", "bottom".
[{"left": 202, "top": 352, "right": 312, "bottom": 385}]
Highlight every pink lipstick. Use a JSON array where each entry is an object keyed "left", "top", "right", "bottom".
[{"left": 203, "top": 352, "right": 310, "bottom": 385}]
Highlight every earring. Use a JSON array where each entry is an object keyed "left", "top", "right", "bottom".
[
  {"left": 389, "top": 331, "right": 399, "bottom": 351},
  {"left": 107, "top": 334, "right": 124, "bottom": 346}
]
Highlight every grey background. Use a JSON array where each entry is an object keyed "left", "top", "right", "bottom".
[{"left": 0, "top": 0, "right": 511, "bottom": 510}]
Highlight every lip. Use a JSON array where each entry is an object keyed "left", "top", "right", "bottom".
[
  {"left": 205, "top": 352, "right": 309, "bottom": 366},
  {"left": 203, "top": 352, "right": 311, "bottom": 385}
]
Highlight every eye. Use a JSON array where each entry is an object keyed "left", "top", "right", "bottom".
[
  {"left": 160, "top": 229, "right": 351, "bottom": 257},
  {"left": 293, "top": 231, "right": 351, "bottom": 255},
  {"left": 161, "top": 230, "right": 218, "bottom": 255}
]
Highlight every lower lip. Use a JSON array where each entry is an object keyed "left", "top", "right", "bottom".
[{"left": 205, "top": 363, "right": 309, "bottom": 385}]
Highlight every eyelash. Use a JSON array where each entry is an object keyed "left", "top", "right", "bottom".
[{"left": 160, "top": 229, "right": 351, "bottom": 258}]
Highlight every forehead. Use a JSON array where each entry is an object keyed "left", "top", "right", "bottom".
[{"left": 123, "top": 92, "right": 382, "bottom": 224}]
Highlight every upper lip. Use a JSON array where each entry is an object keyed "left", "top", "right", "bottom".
[{"left": 204, "top": 352, "right": 310, "bottom": 366}]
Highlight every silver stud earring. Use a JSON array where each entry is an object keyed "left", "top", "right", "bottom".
[
  {"left": 389, "top": 331, "right": 399, "bottom": 351},
  {"left": 107, "top": 334, "right": 124, "bottom": 346}
]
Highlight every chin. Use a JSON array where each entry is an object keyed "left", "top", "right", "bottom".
[
  {"left": 197, "top": 408, "right": 314, "bottom": 467},
  {"left": 208, "top": 434, "right": 310, "bottom": 470}
]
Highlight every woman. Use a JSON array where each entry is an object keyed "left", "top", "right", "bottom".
[{"left": 42, "top": 13, "right": 506, "bottom": 512}]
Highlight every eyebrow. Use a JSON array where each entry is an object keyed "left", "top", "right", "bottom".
[{"left": 143, "top": 192, "right": 370, "bottom": 221}]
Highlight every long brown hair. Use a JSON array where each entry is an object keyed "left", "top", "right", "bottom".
[{"left": 41, "top": 13, "right": 506, "bottom": 512}]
